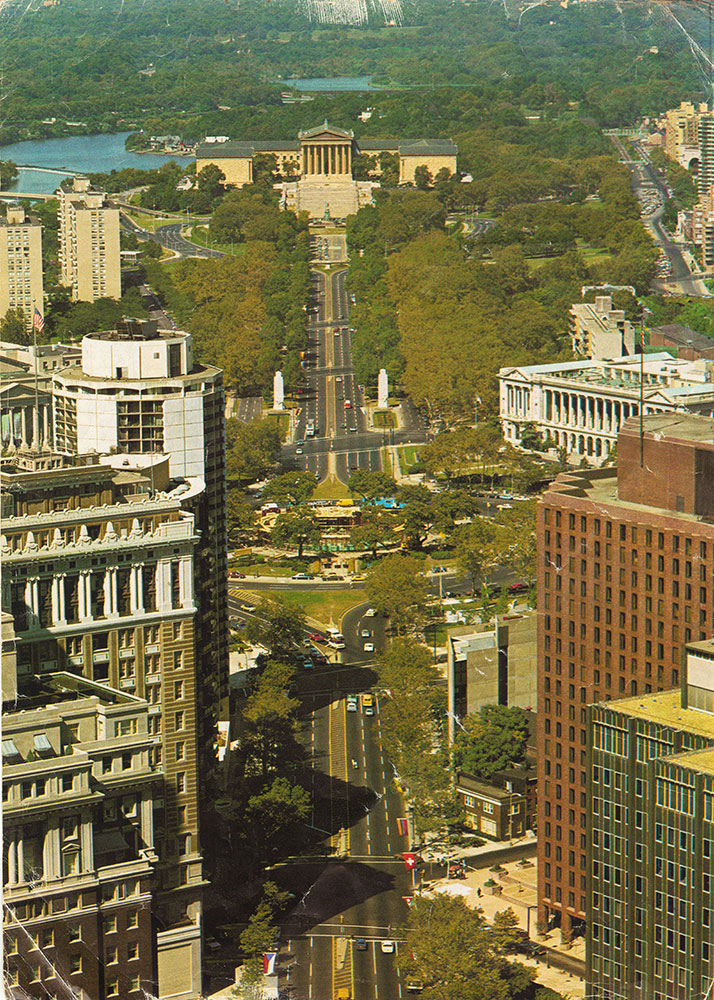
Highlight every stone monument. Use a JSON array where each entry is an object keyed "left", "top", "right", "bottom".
[
  {"left": 378, "top": 368, "right": 389, "bottom": 409},
  {"left": 273, "top": 371, "right": 284, "bottom": 411}
]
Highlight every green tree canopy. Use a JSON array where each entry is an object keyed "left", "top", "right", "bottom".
[
  {"left": 271, "top": 509, "right": 321, "bottom": 558},
  {"left": 453, "top": 705, "right": 530, "bottom": 781},
  {"left": 402, "top": 893, "right": 535, "bottom": 1000},
  {"left": 365, "top": 554, "right": 428, "bottom": 632}
]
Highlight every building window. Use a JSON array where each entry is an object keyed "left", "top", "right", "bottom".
[
  {"left": 107, "top": 978, "right": 119, "bottom": 997},
  {"left": 70, "top": 955, "right": 82, "bottom": 974},
  {"left": 176, "top": 772, "right": 186, "bottom": 793},
  {"left": 127, "top": 911, "right": 139, "bottom": 929},
  {"left": 176, "top": 742, "right": 185, "bottom": 761},
  {"left": 106, "top": 947, "right": 118, "bottom": 964},
  {"left": 128, "top": 942, "right": 138, "bottom": 961}
]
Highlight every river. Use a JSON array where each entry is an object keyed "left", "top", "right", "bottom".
[{"left": 0, "top": 132, "right": 193, "bottom": 197}]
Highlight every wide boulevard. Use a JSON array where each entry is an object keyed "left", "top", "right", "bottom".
[{"left": 285, "top": 257, "right": 427, "bottom": 485}]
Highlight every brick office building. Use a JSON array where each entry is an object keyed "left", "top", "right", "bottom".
[{"left": 537, "top": 412, "right": 714, "bottom": 939}]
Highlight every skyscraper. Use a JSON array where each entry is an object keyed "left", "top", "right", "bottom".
[
  {"left": 537, "top": 412, "right": 714, "bottom": 940},
  {"left": 57, "top": 176, "right": 121, "bottom": 302},
  {"left": 588, "top": 640, "right": 714, "bottom": 1000},
  {"left": 0, "top": 206, "right": 44, "bottom": 330},
  {"left": 51, "top": 321, "right": 228, "bottom": 790}
]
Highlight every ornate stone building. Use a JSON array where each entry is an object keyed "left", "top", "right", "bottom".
[
  {"left": 1, "top": 453, "right": 207, "bottom": 999},
  {"left": 196, "top": 122, "right": 458, "bottom": 218}
]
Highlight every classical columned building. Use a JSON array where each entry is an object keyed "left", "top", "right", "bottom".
[
  {"left": 500, "top": 353, "right": 714, "bottom": 462},
  {"left": 195, "top": 122, "right": 458, "bottom": 218}
]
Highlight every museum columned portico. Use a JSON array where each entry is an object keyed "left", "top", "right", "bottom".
[{"left": 301, "top": 139, "right": 351, "bottom": 177}]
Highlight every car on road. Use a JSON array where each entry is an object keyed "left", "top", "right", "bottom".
[
  {"left": 308, "top": 632, "right": 325, "bottom": 642},
  {"left": 295, "top": 448, "right": 303, "bottom": 454},
  {"left": 362, "top": 693, "right": 374, "bottom": 715},
  {"left": 364, "top": 608, "right": 377, "bottom": 617},
  {"left": 347, "top": 695, "right": 358, "bottom": 712},
  {"left": 381, "top": 940, "right": 395, "bottom": 954},
  {"left": 363, "top": 642, "right": 375, "bottom": 652},
  {"left": 344, "top": 400, "right": 352, "bottom": 408},
  {"left": 360, "top": 629, "right": 371, "bottom": 637},
  {"left": 354, "top": 936, "right": 367, "bottom": 951},
  {"left": 228, "top": 571, "right": 245, "bottom": 579},
  {"left": 302, "top": 659, "right": 315, "bottom": 670},
  {"left": 292, "top": 572, "right": 310, "bottom": 580},
  {"left": 508, "top": 581, "right": 529, "bottom": 593}
]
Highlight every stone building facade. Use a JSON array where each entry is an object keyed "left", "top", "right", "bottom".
[
  {"left": 1, "top": 452, "right": 207, "bottom": 999},
  {"left": 500, "top": 353, "right": 714, "bottom": 463},
  {"left": 196, "top": 122, "right": 458, "bottom": 218}
]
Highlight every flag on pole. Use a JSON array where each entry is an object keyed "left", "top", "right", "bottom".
[
  {"left": 397, "top": 817, "right": 409, "bottom": 837},
  {"left": 263, "top": 952, "right": 277, "bottom": 976},
  {"left": 32, "top": 308, "right": 45, "bottom": 333},
  {"left": 403, "top": 852, "right": 417, "bottom": 870}
]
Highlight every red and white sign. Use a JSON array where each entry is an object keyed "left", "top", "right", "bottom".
[{"left": 403, "top": 852, "right": 417, "bottom": 870}]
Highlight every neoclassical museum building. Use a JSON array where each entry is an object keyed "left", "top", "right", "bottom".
[{"left": 195, "top": 122, "right": 458, "bottom": 218}]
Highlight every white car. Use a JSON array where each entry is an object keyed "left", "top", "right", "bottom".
[
  {"left": 361, "top": 629, "right": 371, "bottom": 637},
  {"left": 364, "top": 642, "right": 375, "bottom": 652},
  {"left": 364, "top": 608, "right": 377, "bottom": 617},
  {"left": 381, "top": 940, "right": 395, "bottom": 954}
]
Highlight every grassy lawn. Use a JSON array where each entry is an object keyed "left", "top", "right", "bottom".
[
  {"left": 312, "top": 475, "right": 351, "bottom": 500},
  {"left": 271, "top": 588, "right": 365, "bottom": 626},
  {"left": 125, "top": 209, "right": 182, "bottom": 233},
  {"left": 189, "top": 224, "right": 244, "bottom": 256},
  {"left": 264, "top": 411, "right": 290, "bottom": 441},
  {"left": 398, "top": 445, "right": 422, "bottom": 472},
  {"left": 373, "top": 411, "right": 396, "bottom": 428}
]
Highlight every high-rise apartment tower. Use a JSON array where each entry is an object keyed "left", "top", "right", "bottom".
[
  {"left": 0, "top": 207, "right": 44, "bottom": 330},
  {"left": 57, "top": 176, "right": 121, "bottom": 302}
]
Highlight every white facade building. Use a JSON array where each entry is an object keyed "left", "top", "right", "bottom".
[
  {"left": 51, "top": 320, "right": 228, "bottom": 811},
  {"left": 500, "top": 353, "right": 714, "bottom": 462}
]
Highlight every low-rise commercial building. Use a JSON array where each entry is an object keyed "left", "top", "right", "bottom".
[
  {"left": 447, "top": 612, "right": 537, "bottom": 745},
  {"left": 500, "top": 353, "right": 714, "bottom": 462}
]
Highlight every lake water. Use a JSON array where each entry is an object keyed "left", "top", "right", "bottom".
[
  {"left": 0, "top": 132, "right": 193, "bottom": 197},
  {"left": 283, "top": 76, "right": 376, "bottom": 91}
]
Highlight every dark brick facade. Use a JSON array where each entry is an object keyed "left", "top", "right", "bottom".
[{"left": 537, "top": 414, "right": 714, "bottom": 937}]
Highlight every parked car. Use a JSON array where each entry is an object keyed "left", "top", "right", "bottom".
[
  {"left": 381, "top": 940, "right": 395, "bottom": 954},
  {"left": 363, "top": 642, "right": 375, "bottom": 652},
  {"left": 354, "top": 937, "right": 367, "bottom": 951}
]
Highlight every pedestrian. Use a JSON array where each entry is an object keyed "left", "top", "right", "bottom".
[{"left": 477, "top": 887, "right": 481, "bottom": 897}]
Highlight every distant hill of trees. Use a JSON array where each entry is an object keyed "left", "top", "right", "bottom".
[{"left": 0, "top": 0, "right": 706, "bottom": 146}]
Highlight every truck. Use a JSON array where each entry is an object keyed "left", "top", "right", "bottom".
[{"left": 326, "top": 627, "right": 345, "bottom": 649}]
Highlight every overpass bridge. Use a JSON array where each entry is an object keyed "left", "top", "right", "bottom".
[{"left": 0, "top": 191, "right": 55, "bottom": 201}]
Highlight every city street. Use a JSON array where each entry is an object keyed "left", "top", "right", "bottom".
[
  {"left": 280, "top": 690, "right": 415, "bottom": 1000},
  {"left": 287, "top": 266, "right": 425, "bottom": 485}
]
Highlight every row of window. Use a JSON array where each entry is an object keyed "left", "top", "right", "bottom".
[{"left": 543, "top": 509, "right": 708, "bottom": 557}]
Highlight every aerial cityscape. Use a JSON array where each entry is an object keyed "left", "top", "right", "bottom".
[{"left": 3, "top": 0, "right": 714, "bottom": 998}]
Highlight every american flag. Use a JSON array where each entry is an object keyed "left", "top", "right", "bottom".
[{"left": 32, "top": 308, "right": 45, "bottom": 333}]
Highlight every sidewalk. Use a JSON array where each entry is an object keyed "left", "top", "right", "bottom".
[{"left": 419, "top": 852, "right": 586, "bottom": 999}]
